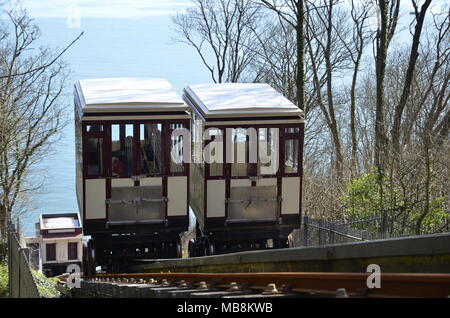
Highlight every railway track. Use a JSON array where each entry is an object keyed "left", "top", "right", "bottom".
[{"left": 65, "top": 272, "right": 450, "bottom": 298}]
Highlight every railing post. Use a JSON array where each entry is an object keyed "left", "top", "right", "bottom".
[
  {"left": 381, "top": 210, "right": 388, "bottom": 239},
  {"left": 329, "top": 223, "right": 335, "bottom": 244},
  {"left": 8, "top": 229, "right": 11, "bottom": 297},
  {"left": 303, "top": 216, "right": 309, "bottom": 247},
  {"left": 18, "top": 245, "right": 21, "bottom": 298},
  {"left": 362, "top": 230, "right": 368, "bottom": 241},
  {"left": 318, "top": 219, "right": 323, "bottom": 245}
]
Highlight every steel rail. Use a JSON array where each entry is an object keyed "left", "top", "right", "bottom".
[{"left": 84, "top": 272, "right": 450, "bottom": 298}]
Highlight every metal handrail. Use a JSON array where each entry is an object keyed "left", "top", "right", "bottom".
[
  {"left": 226, "top": 197, "right": 279, "bottom": 204},
  {"left": 305, "top": 222, "right": 365, "bottom": 241},
  {"left": 106, "top": 197, "right": 168, "bottom": 205},
  {"left": 336, "top": 216, "right": 384, "bottom": 226}
]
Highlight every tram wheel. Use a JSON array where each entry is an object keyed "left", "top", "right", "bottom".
[
  {"left": 175, "top": 238, "right": 182, "bottom": 258},
  {"left": 82, "top": 241, "right": 89, "bottom": 275},
  {"left": 206, "top": 241, "right": 215, "bottom": 256},
  {"left": 188, "top": 239, "right": 196, "bottom": 258},
  {"left": 86, "top": 239, "right": 96, "bottom": 275},
  {"left": 166, "top": 239, "right": 183, "bottom": 258},
  {"left": 276, "top": 237, "right": 289, "bottom": 249}
]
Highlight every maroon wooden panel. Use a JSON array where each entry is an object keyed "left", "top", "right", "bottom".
[
  {"left": 68, "top": 242, "right": 78, "bottom": 260},
  {"left": 46, "top": 243, "right": 56, "bottom": 261}
]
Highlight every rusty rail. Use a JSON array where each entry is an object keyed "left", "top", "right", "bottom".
[{"left": 82, "top": 272, "right": 450, "bottom": 298}]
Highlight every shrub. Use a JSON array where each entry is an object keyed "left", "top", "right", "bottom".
[
  {"left": 341, "top": 170, "right": 404, "bottom": 221},
  {"left": 32, "top": 270, "right": 60, "bottom": 298},
  {"left": 341, "top": 170, "right": 448, "bottom": 235},
  {"left": 0, "top": 262, "right": 8, "bottom": 297}
]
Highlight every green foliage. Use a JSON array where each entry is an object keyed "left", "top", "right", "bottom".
[
  {"left": 412, "top": 196, "right": 449, "bottom": 234},
  {"left": 341, "top": 170, "right": 403, "bottom": 220},
  {"left": 341, "top": 170, "right": 448, "bottom": 235},
  {"left": 32, "top": 270, "right": 60, "bottom": 298},
  {"left": 0, "top": 259, "right": 61, "bottom": 298},
  {"left": 0, "top": 262, "right": 8, "bottom": 297}
]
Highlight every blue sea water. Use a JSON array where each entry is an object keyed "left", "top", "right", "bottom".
[{"left": 20, "top": 13, "right": 212, "bottom": 236}]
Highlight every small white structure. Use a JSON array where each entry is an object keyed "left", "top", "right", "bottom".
[{"left": 25, "top": 212, "right": 83, "bottom": 276}]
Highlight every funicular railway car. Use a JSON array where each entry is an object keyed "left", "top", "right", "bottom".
[
  {"left": 183, "top": 83, "right": 304, "bottom": 256},
  {"left": 74, "top": 78, "right": 189, "bottom": 273}
]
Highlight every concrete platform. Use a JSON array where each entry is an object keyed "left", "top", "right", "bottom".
[{"left": 131, "top": 233, "right": 450, "bottom": 273}]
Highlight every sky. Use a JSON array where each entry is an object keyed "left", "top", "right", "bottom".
[{"left": 16, "top": 0, "right": 192, "bottom": 18}]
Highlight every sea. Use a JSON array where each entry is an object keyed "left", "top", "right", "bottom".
[{"left": 11, "top": 1, "right": 212, "bottom": 236}]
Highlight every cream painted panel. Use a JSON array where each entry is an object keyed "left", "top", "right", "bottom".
[
  {"left": 111, "top": 178, "right": 134, "bottom": 187},
  {"left": 85, "top": 179, "right": 106, "bottom": 219},
  {"left": 281, "top": 177, "right": 300, "bottom": 215},
  {"left": 257, "top": 178, "right": 277, "bottom": 187},
  {"left": 140, "top": 177, "right": 163, "bottom": 187},
  {"left": 56, "top": 241, "right": 67, "bottom": 262},
  {"left": 207, "top": 180, "right": 226, "bottom": 218},
  {"left": 78, "top": 240, "right": 83, "bottom": 262},
  {"left": 168, "top": 176, "right": 187, "bottom": 216},
  {"left": 230, "top": 179, "right": 251, "bottom": 187}
]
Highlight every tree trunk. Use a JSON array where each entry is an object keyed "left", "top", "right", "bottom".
[
  {"left": 296, "top": 0, "right": 305, "bottom": 115},
  {"left": 391, "top": 0, "right": 432, "bottom": 156},
  {"left": 0, "top": 205, "right": 7, "bottom": 243},
  {"left": 350, "top": 56, "right": 360, "bottom": 178},
  {"left": 416, "top": 137, "right": 431, "bottom": 235},
  {"left": 324, "top": 0, "right": 343, "bottom": 183},
  {"left": 374, "top": 0, "right": 389, "bottom": 174}
]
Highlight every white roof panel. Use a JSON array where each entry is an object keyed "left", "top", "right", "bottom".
[
  {"left": 184, "top": 83, "right": 303, "bottom": 118},
  {"left": 75, "top": 78, "right": 187, "bottom": 113},
  {"left": 42, "top": 217, "right": 79, "bottom": 229}
]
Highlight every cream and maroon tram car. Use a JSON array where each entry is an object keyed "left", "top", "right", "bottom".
[
  {"left": 74, "top": 78, "right": 189, "bottom": 273},
  {"left": 184, "top": 83, "right": 304, "bottom": 255}
]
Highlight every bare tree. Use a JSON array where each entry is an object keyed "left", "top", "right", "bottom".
[
  {"left": 391, "top": 0, "right": 433, "bottom": 157},
  {"left": 172, "top": 0, "right": 262, "bottom": 83},
  {"left": 345, "top": 0, "right": 372, "bottom": 176},
  {"left": 260, "top": 0, "right": 306, "bottom": 115},
  {"left": 255, "top": 0, "right": 449, "bottom": 233},
  {"left": 373, "top": 0, "right": 400, "bottom": 174},
  {"left": 305, "top": 0, "right": 356, "bottom": 183},
  {"left": 0, "top": 8, "right": 79, "bottom": 240}
]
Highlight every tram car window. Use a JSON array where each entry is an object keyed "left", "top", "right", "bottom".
[
  {"left": 183, "top": 83, "right": 304, "bottom": 256},
  {"left": 74, "top": 78, "right": 189, "bottom": 274}
]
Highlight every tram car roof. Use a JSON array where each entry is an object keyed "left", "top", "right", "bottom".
[
  {"left": 75, "top": 78, "right": 188, "bottom": 113},
  {"left": 183, "top": 83, "right": 304, "bottom": 119}
]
